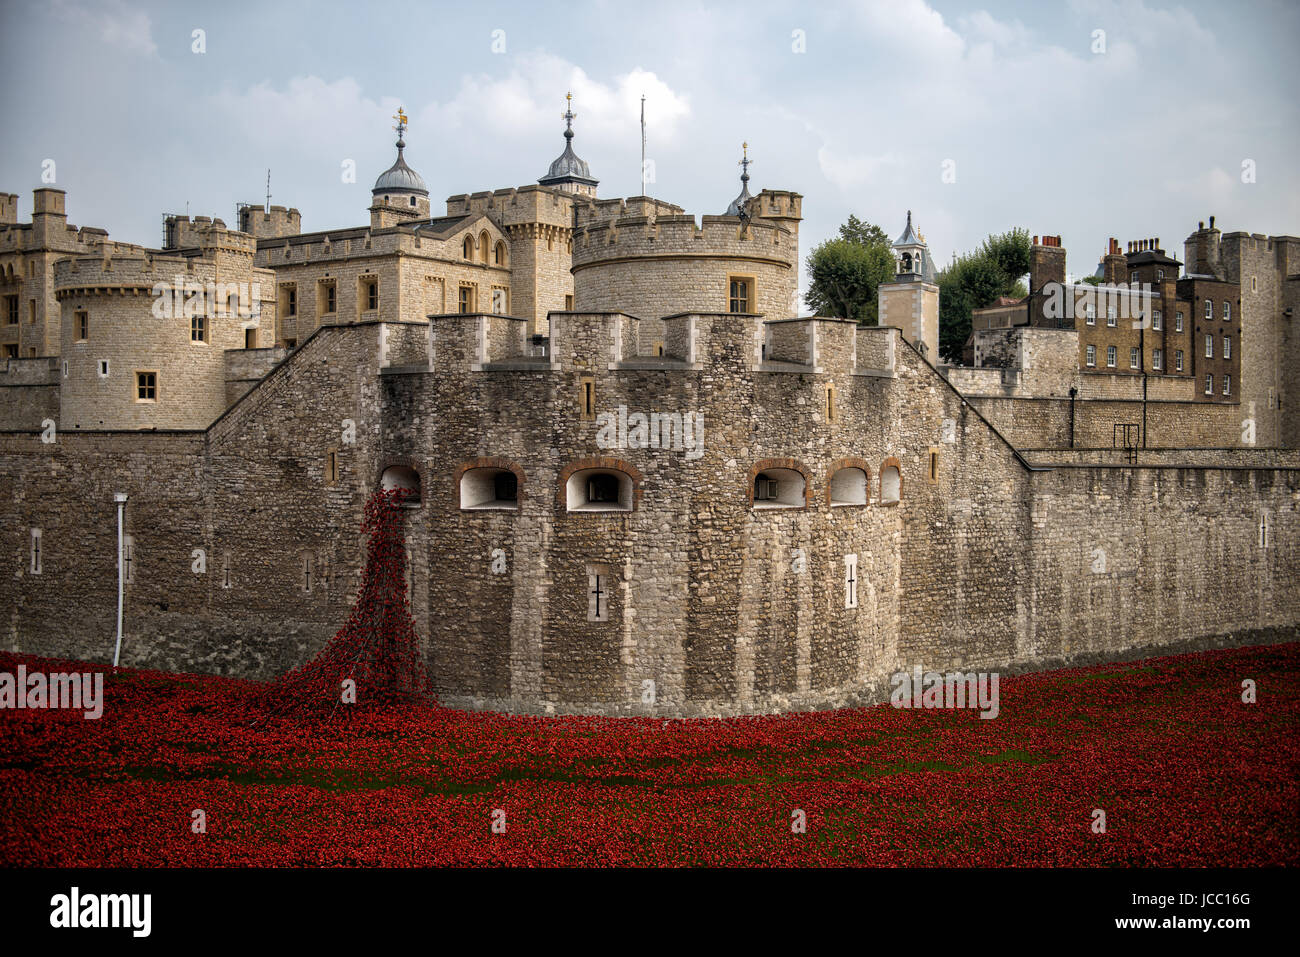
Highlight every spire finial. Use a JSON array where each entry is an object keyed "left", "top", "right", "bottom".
[
  {"left": 392, "top": 107, "right": 408, "bottom": 151},
  {"left": 739, "top": 142, "right": 752, "bottom": 183},
  {"left": 562, "top": 92, "right": 575, "bottom": 139}
]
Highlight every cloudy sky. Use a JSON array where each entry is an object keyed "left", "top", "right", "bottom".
[{"left": 2, "top": 0, "right": 1297, "bottom": 299}]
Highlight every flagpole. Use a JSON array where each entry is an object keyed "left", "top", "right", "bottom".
[{"left": 640, "top": 95, "right": 646, "bottom": 196}]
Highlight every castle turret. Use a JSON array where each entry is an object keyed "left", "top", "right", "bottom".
[
  {"left": 538, "top": 93, "right": 598, "bottom": 198},
  {"left": 370, "top": 107, "right": 431, "bottom": 229},
  {"left": 877, "top": 211, "right": 939, "bottom": 360}
]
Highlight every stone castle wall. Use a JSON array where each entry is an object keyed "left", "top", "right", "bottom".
[{"left": 1, "top": 319, "right": 1295, "bottom": 716}]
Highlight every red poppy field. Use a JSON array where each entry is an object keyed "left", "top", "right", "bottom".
[{"left": 1, "top": 640, "right": 1297, "bottom": 867}]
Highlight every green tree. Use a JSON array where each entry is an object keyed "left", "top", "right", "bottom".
[
  {"left": 936, "top": 228, "right": 1032, "bottom": 363},
  {"left": 805, "top": 215, "right": 894, "bottom": 323},
  {"left": 838, "top": 214, "right": 890, "bottom": 248}
]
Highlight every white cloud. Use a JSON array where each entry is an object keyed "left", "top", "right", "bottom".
[
  {"left": 53, "top": 0, "right": 156, "bottom": 57},
  {"left": 421, "top": 53, "right": 689, "bottom": 148},
  {"left": 817, "top": 145, "right": 905, "bottom": 191}
]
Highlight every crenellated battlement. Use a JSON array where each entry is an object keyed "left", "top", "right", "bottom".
[
  {"left": 572, "top": 196, "right": 685, "bottom": 228},
  {"left": 572, "top": 213, "right": 795, "bottom": 266},
  {"left": 446, "top": 185, "right": 579, "bottom": 227}
]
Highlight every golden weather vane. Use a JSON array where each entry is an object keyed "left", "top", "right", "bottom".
[{"left": 393, "top": 107, "right": 408, "bottom": 136}]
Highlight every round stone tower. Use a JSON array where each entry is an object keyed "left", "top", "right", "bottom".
[
  {"left": 571, "top": 172, "right": 803, "bottom": 324},
  {"left": 57, "top": 226, "right": 273, "bottom": 430}
]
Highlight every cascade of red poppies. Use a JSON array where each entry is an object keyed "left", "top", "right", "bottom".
[{"left": 269, "top": 487, "right": 428, "bottom": 714}]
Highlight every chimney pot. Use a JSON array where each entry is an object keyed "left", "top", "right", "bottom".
[
  {"left": 1209, "top": 215, "right": 1215, "bottom": 229},
  {"left": 1199, "top": 221, "right": 1204, "bottom": 230}
]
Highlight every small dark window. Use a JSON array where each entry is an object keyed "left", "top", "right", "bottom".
[
  {"left": 587, "top": 474, "right": 620, "bottom": 503},
  {"left": 493, "top": 471, "right": 518, "bottom": 501}
]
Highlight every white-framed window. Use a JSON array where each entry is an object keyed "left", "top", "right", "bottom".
[
  {"left": 1175, "top": 350, "right": 1184, "bottom": 372},
  {"left": 1204, "top": 374, "right": 1213, "bottom": 395},
  {"left": 844, "top": 554, "right": 858, "bottom": 609},
  {"left": 752, "top": 468, "right": 805, "bottom": 509},
  {"left": 1157, "top": 269, "right": 1164, "bottom": 280},
  {"left": 1223, "top": 374, "right": 1231, "bottom": 396},
  {"left": 1106, "top": 305, "right": 1117, "bottom": 327},
  {"left": 1106, "top": 345, "right": 1117, "bottom": 368},
  {"left": 1152, "top": 310, "right": 1162, "bottom": 330},
  {"left": 1130, "top": 271, "right": 1138, "bottom": 284},
  {"left": 1175, "top": 312, "right": 1184, "bottom": 332},
  {"left": 829, "top": 467, "right": 868, "bottom": 506},
  {"left": 1152, "top": 349, "right": 1163, "bottom": 370},
  {"left": 1223, "top": 301, "right": 1231, "bottom": 321},
  {"left": 1205, "top": 335, "right": 1213, "bottom": 358},
  {"left": 460, "top": 467, "right": 520, "bottom": 510},
  {"left": 1223, "top": 336, "right": 1231, "bottom": 359},
  {"left": 1085, "top": 303, "right": 1095, "bottom": 324},
  {"left": 566, "top": 468, "right": 634, "bottom": 512},
  {"left": 880, "top": 464, "right": 901, "bottom": 504},
  {"left": 1204, "top": 299, "right": 1212, "bottom": 319},
  {"left": 1130, "top": 347, "right": 1140, "bottom": 369},
  {"left": 1085, "top": 344, "right": 1096, "bottom": 367}
]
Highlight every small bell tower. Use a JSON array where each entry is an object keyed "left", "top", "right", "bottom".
[{"left": 878, "top": 210, "right": 939, "bottom": 362}]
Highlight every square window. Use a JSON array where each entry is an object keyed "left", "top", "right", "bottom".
[
  {"left": 191, "top": 314, "right": 206, "bottom": 342},
  {"left": 136, "top": 370, "right": 157, "bottom": 401}
]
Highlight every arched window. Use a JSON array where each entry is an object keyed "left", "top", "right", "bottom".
[
  {"left": 494, "top": 241, "right": 507, "bottom": 266},
  {"left": 380, "top": 465, "right": 421, "bottom": 506},
  {"left": 565, "top": 467, "right": 634, "bottom": 512},
  {"left": 409, "top": 196, "right": 417, "bottom": 207},
  {"left": 880, "top": 459, "right": 901, "bottom": 505},
  {"left": 901, "top": 252, "right": 912, "bottom": 272},
  {"left": 459, "top": 465, "right": 522, "bottom": 511},
  {"left": 828, "top": 464, "right": 869, "bottom": 506},
  {"left": 750, "top": 463, "right": 808, "bottom": 510},
  {"left": 479, "top": 231, "right": 490, "bottom": 264},
  {"left": 463, "top": 237, "right": 474, "bottom": 260}
]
